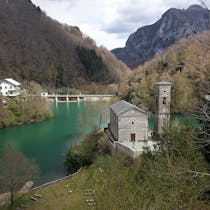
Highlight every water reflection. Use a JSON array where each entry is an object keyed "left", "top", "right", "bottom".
[{"left": 0, "top": 102, "right": 110, "bottom": 185}]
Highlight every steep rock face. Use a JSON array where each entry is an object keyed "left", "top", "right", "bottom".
[
  {"left": 112, "top": 5, "right": 210, "bottom": 68},
  {"left": 0, "top": 0, "right": 129, "bottom": 87}
]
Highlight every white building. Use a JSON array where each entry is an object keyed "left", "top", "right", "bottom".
[
  {"left": 41, "top": 91, "right": 48, "bottom": 97},
  {"left": 0, "top": 78, "right": 21, "bottom": 97}
]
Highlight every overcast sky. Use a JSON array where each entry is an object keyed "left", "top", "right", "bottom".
[{"left": 31, "top": 0, "right": 210, "bottom": 50}]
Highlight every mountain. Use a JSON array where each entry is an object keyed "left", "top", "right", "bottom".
[
  {"left": 112, "top": 5, "right": 210, "bottom": 68},
  {"left": 118, "top": 31, "right": 210, "bottom": 113},
  {"left": 0, "top": 0, "right": 129, "bottom": 87}
]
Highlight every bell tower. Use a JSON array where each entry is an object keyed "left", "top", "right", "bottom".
[{"left": 154, "top": 81, "right": 172, "bottom": 134}]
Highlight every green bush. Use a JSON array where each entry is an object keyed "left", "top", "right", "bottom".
[
  {"left": 134, "top": 124, "right": 209, "bottom": 209},
  {"left": 64, "top": 151, "right": 85, "bottom": 174},
  {"left": 0, "top": 97, "right": 52, "bottom": 128},
  {"left": 64, "top": 130, "right": 110, "bottom": 174},
  {"left": 95, "top": 124, "right": 210, "bottom": 209}
]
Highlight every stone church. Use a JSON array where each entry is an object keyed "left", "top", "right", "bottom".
[
  {"left": 106, "top": 80, "right": 172, "bottom": 158},
  {"left": 110, "top": 100, "right": 148, "bottom": 143}
]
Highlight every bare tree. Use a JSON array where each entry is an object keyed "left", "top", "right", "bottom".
[
  {"left": 198, "top": 0, "right": 210, "bottom": 25},
  {"left": 79, "top": 102, "right": 109, "bottom": 133},
  {"left": 193, "top": 83, "right": 210, "bottom": 148},
  {"left": 198, "top": 0, "right": 209, "bottom": 9},
  {"left": 0, "top": 146, "right": 39, "bottom": 209}
]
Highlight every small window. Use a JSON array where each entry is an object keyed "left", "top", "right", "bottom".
[
  {"left": 132, "top": 121, "right": 134, "bottom": 125},
  {"left": 163, "top": 97, "right": 167, "bottom": 105}
]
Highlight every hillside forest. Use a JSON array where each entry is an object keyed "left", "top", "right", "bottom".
[
  {"left": 0, "top": 0, "right": 129, "bottom": 88},
  {"left": 118, "top": 31, "right": 210, "bottom": 113}
]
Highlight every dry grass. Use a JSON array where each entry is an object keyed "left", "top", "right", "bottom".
[{"left": 5, "top": 165, "right": 101, "bottom": 210}]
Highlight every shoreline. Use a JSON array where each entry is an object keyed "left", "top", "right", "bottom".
[
  {"left": 0, "top": 112, "right": 53, "bottom": 129},
  {"left": 0, "top": 169, "right": 82, "bottom": 206}
]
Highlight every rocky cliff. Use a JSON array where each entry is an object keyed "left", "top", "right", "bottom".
[{"left": 112, "top": 5, "right": 210, "bottom": 68}]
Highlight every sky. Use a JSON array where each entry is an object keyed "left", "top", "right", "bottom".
[{"left": 31, "top": 0, "right": 210, "bottom": 50}]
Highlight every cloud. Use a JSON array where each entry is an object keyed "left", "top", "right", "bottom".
[
  {"left": 101, "top": 0, "right": 169, "bottom": 41},
  {"left": 104, "top": 22, "right": 135, "bottom": 34},
  {"left": 102, "top": 0, "right": 185, "bottom": 35},
  {"left": 31, "top": 0, "right": 210, "bottom": 49}
]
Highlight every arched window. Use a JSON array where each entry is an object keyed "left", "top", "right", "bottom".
[
  {"left": 131, "top": 133, "right": 135, "bottom": 142},
  {"left": 163, "top": 97, "right": 167, "bottom": 105}
]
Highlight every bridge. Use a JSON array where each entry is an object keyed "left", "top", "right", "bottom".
[{"left": 43, "top": 94, "right": 114, "bottom": 102}]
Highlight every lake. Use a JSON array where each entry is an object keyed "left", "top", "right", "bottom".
[{"left": 0, "top": 102, "right": 197, "bottom": 185}]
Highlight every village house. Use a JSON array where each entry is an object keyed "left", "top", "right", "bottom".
[
  {"left": 106, "top": 80, "right": 172, "bottom": 159},
  {"left": 0, "top": 78, "right": 21, "bottom": 97}
]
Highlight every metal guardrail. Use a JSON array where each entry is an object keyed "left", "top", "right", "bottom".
[
  {"left": 47, "top": 94, "right": 114, "bottom": 97},
  {"left": 31, "top": 168, "right": 82, "bottom": 191}
]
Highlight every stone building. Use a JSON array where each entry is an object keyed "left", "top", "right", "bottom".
[
  {"left": 154, "top": 81, "right": 172, "bottom": 134},
  {"left": 109, "top": 100, "right": 148, "bottom": 143},
  {"left": 106, "top": 80, "right": 172, "bottom": 159}
]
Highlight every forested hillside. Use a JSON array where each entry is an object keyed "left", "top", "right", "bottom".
[
  {"left": 0, "top": 0, "right": 129, "bottom": 87},
  {"left": 118, "top": 31, "right": 210, "bottom": 113}
]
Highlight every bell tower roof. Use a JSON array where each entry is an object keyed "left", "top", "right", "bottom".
[{"left": 154, "top": 80, "right": 172, "bottom": 86}]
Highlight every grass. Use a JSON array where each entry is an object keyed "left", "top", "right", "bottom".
[
  {"left": 2, "top": 153, "right": 210, "bottom": 210},
  {"left": 2, "top": 162, "right": 103, "bottom": 210}
]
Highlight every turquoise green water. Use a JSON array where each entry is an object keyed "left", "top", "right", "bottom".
[
  {"left": 0, "top": 102, "right": 109, "bottom": 185},
  {"left": 0, "top": 102, "right": 198, "bottom": 185},
  {"left": 148, "top": 114, "right": 199, "bottom": 130}
]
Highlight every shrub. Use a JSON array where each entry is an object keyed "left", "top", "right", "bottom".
[
  {"left": 64, "top": 130, "right": 110, "bottom": 174},
  {"left": 64, "top": 151, "right": 85, "bottom": 174},
  {"left": 0, "top": 96, "right": 52, "bottom": 128}
]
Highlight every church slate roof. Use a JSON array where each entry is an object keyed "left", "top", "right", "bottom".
[{"left": 110, "top": 100, "right": 147, "bottom": 116}]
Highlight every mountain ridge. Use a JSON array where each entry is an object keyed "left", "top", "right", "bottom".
[{"left": 112, "top": 5, "right": 210, "bottom": 68}]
